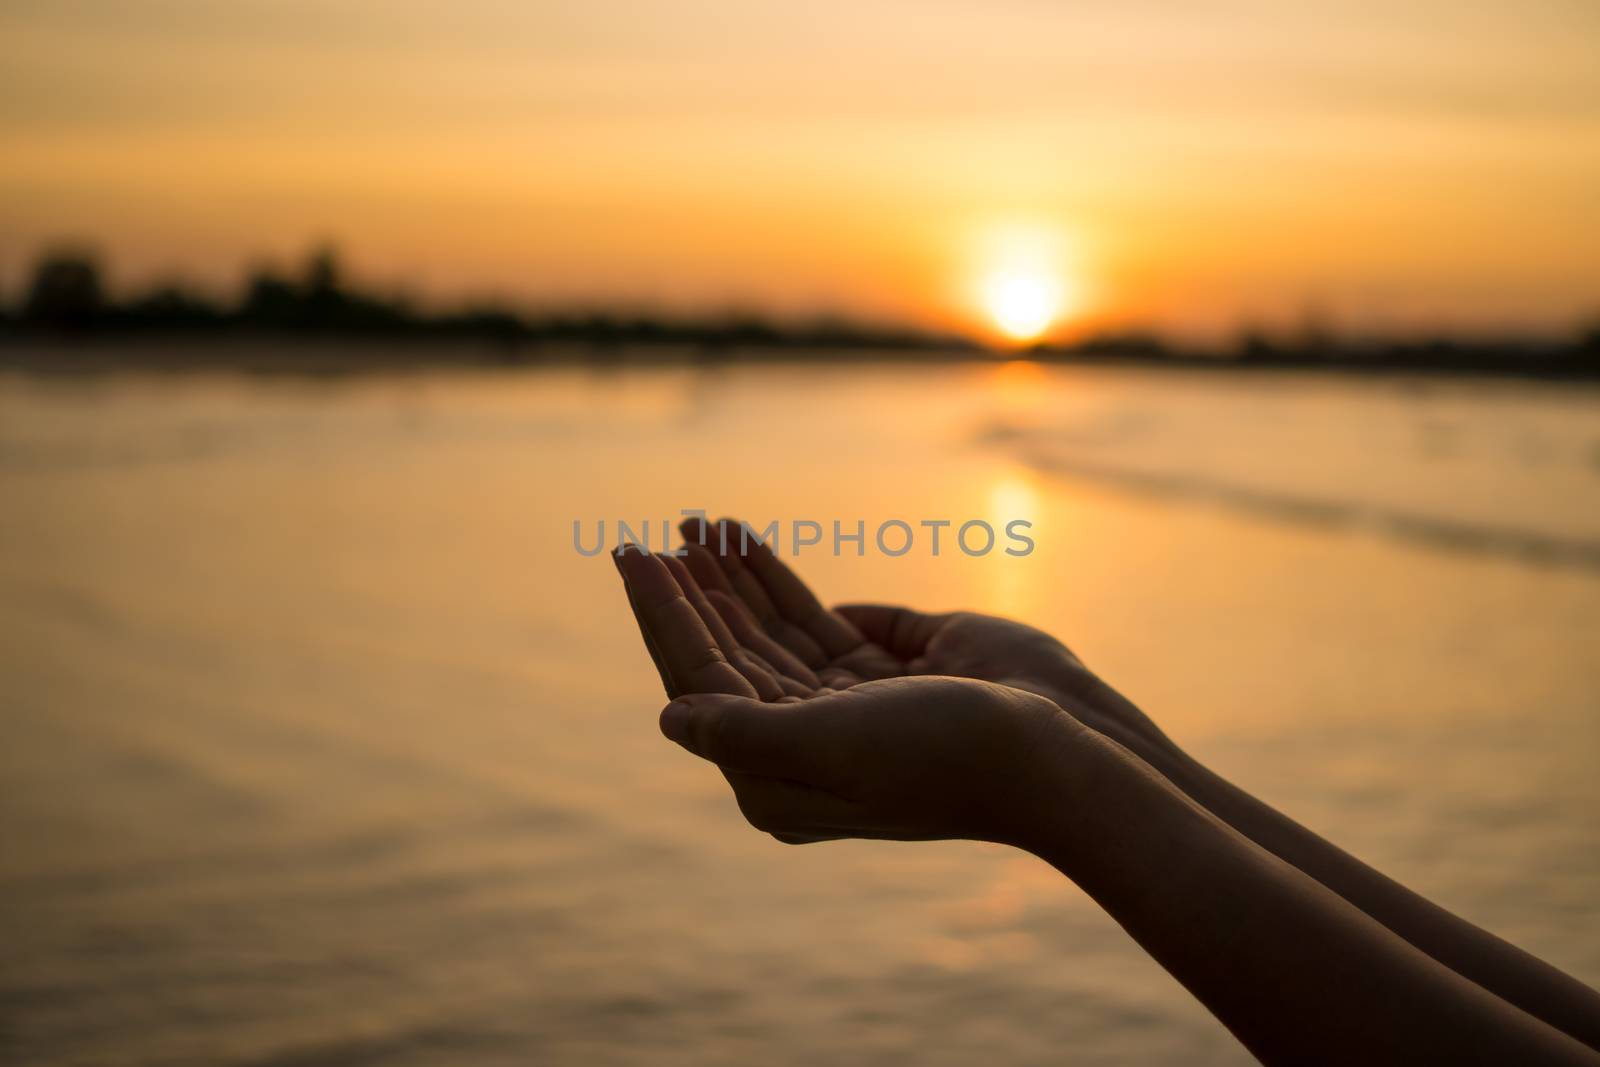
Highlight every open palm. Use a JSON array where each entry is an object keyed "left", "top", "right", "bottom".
[
  {"left": 674, "top": 517, "right": 1173, "bottom": 761},
  {"left": 611, "top": 529, "right": 1074, "bottom": 846}
]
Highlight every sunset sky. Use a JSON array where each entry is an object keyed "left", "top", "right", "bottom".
[{"left": 3, "top": 0, "right": 1597, "bottom": 342}]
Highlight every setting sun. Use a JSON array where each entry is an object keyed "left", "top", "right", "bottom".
[
  {"left": 984, "top": 271, "right": 1061, "bottom": 342},
  {"left": 968, "top": 222, "right": 1081, "bottom": 345}
]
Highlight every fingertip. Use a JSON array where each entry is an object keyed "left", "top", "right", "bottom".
[
  {"left": 713, "top": 517, "right": 745, "bottom": 557},
  {"left": 612, "top": 542, "right": 638, "bottom": 577},
  {"left": 679, "top": 515, "right": 709, "bottom": 544},
  {"left": 659, "top": 699, "right": 693, "bottom": 744},
  {"left": 617, "top": 542, "right": 659, "bottom": 570}
]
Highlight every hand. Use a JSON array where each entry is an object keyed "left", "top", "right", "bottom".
[
  {"left": 611, "top": 542, "right": 1082, "bottom": 848},
  {"left": 617, "top": 526, "right": 1600, "bottom": 1063},
  {"left": 677, "top": 517, "right": 1178, "bottom": 767},
  {"left": 662, "top": 676, "right": 1079, "bottom": 848}
]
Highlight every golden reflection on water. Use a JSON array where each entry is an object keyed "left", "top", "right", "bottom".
[
  {"left": 985, "top": 470, "right": 1042, "bottom": 617},
  {"left": 0, "top": 362, "right": 1597, "bottom": 1066},
  {"left": 985, "top": 357, "right": 1051, "bottom": 419}
]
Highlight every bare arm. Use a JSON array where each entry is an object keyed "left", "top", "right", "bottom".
[
  {"left": 1032, "top": 727, "right": 1600, "bottom": 1066},
  {"left": 1131, "top": 736, "right": 1600, "bottom": 1052},
  {"left": 611, "top": 541, "right": 1600, "bottom": 1065},
  {"left": 660, "top": 516, "right": 1600, "bottom": 1050}
]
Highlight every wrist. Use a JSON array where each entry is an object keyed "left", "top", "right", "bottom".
[
  {"left": 1002, "top": 711, "right": 1137, "bottom": 860},
  {"left": 1014, "top": 712, "right": 1218, "bottom": 886},
  {"left": 1028, "top": 663, "right": 1189, "bottom": 773}
]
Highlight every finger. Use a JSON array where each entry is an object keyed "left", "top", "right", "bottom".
[
  {"left": 711, "top": 518, "right": 829, "bottom": 667},
  {"left": 613, "top": 553, "right": 676, "bottom": 698},
  {"left": 659, "top": 693, "right": 844, "bottom": 786},
  {"left": 679, "top": 514, "right": 713, "bottom": 548},
  {"left": 833, "top": 603, "right": 949, "bottom": 661},
  {"left": 706, "top": 589, "right": 821, "bottom": 688},
  {"left": 663, "top": 554, "right": 788, "bottom": 702},
  {"left": 736, "top": 533, "right": 866, "bottom": 659},
  {"left": 662, "top": 556, "right": 761, "bottom": 671},
  {"left": 707, "top": 519, "right": 781, "bottom": 622},
  {"left": 681, "top": 541, "right": 738, "bottom": 600},
  {"left": 735, "top": 652, "right": 788, "bottom": 702},
  {"left": 661, "top": 553, "right": 740, "bottom": 650},
  {"left": 772, "top": 673, "right": 813, "bottom": 699},
  {"left": 678, "top": 514, "right": 720, "bottom": 556},
  {"left": 663, "top": 553, "right": 783, "bottom": 690},
  {"left": 615, "top": 546, "right": 757, "bottom": 699},
  {"left": 818, "top": 666, "right": 866, "bottom": 689},
  {"left": 678, "top": 540, "right": 791, "bottom": 692},
  {"left": 739, "top": 647, "right": 813, "bottom": 699},
  {"left": 679, "top": 520, "right": 740, "bottom": 596}
]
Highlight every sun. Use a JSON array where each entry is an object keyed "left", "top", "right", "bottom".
[
  {"left": 983, "top": 271, "right": 1061, "bottom": 342},
  {"left": 967, "top": 222, "right": 1083, "bottom": 345}
]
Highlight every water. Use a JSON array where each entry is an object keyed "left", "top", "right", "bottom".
[{"left": 2, "top": 356, "right": 1598, "bottom": 1065}]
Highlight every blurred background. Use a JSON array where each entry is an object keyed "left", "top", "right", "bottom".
[{"left": 2, "top": 2, "right": 1598, "bottom": 1065}]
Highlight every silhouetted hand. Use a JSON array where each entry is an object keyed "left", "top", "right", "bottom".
[
  {"left": 613, "top": 523, "right": 1600, "bottom": 1065},
  {"left": 661, "top": 675, "right": 1077, "bottom": 847},
  {"left": 676, "top": 516, "right": 1177, "bottom": 766},
  {"left": 611, "top": 541, "right": 1078, "bottom": 847}
]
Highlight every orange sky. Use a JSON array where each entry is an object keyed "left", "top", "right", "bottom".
[{"left": 3, "top": 1, "right": 1597, "bottom": 342}]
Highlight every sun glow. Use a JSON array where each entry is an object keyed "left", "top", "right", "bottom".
[
  {"left": 984, "top": 272, "right": 1061, "bottom": 342},
  {"left": 970, "top": 223, "right": 1082, "bottom": 345}
]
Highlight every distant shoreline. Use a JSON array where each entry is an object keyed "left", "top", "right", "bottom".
[
  {"left": 4, "top": 334, "right": 1599, "bottom": 383},
  {"left": 8, "top": 245, "right": 1598, "bottom": 381}
]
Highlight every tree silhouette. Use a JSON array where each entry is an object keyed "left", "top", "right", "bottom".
[{"left": 21, "top": 249, "right": 105, "bottom": 329}]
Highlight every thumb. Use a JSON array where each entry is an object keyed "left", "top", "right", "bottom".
[{"left": 659, "top": 693, "right": 840, "bottom": 785}]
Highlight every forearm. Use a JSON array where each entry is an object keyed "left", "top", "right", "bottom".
[
  {"left": 1122, "top": 734, "right": 1600, "bottom": 1051},
  {"left": 1030, "top": 726, "right": 1600, "bottom": 1066}
]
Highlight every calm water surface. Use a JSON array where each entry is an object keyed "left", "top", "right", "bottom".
[{"left": 2, "top": 357, "right": 1598, "bottom": 1065}]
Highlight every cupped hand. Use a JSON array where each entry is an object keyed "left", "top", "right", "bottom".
[
  {"left": 676, "top": 517, "right": 1177, "bottom": 765},
  {"left": 661, "top": 676, "right": 1077, "bottom": 847},
  {"left": 611, "top": 541, "right": 1079, "bottom": 847}
]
